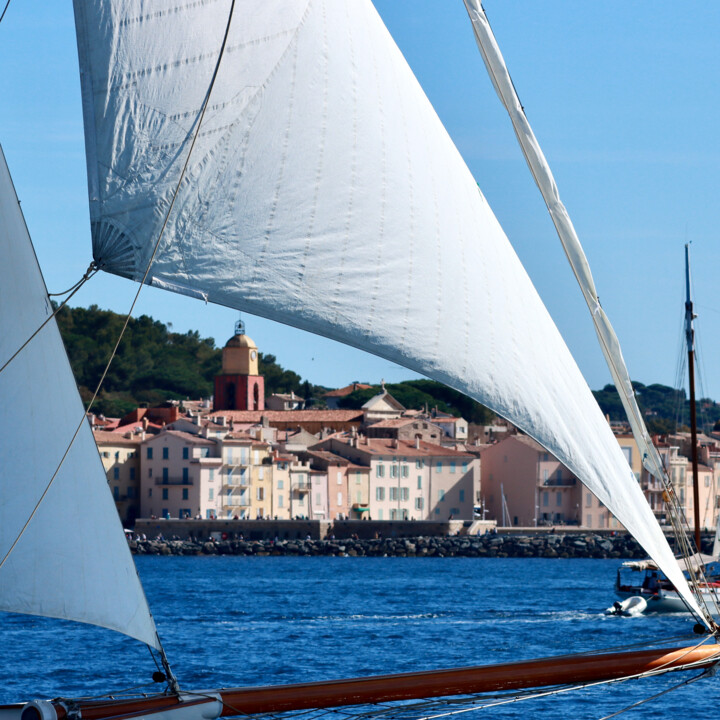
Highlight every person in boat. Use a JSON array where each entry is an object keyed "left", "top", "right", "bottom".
[{"left": 642, "top": 571, "right": 660, "bottom": 594}]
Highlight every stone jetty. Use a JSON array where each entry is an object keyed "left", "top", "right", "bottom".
[{"left": 129, "top": 532, "right": 660, "bottom": 559}]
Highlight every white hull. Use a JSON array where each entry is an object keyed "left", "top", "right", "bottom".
[{"left": 616, "top": 587, "right": 720, "bottom": 614}]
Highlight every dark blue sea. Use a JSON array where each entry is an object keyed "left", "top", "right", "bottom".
[{"left": 1, "top": 557, "right": 716, "bottom": 718}]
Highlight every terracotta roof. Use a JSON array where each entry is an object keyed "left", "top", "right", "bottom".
[
  {"left": 368, "top": 417, "right": 419, "bottom": 428},
  {"left": 210, "top": 410, "right": 363, "bottom": 422},
  {"left": 93, "top": 430, "right": 141, "bottom": 445},
  {"left": 323, "top": 383, "right": 373, "bottom": 398},
  {"left": 332, "top": 437, "right": 475, "bottom": 458},
  {"left": 304, "top": 449, "right": 351, "bottom": 466},
  {"left": 147, "top": 430, "right": 216, "bottom": 445}
]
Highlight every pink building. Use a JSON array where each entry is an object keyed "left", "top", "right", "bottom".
[{"left": 313, "top": 436, "right": 479, "bottom": 520}]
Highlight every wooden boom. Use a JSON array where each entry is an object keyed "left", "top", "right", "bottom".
[{"left": 11, "top": 644, "right": 717, "bottom": 720}]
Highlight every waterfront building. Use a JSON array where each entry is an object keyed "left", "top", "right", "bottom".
[
  {"left": 301, "top": 449, "right": 352, "bottom": 520},
  {"left": 218, "top": 436, "right": 272, "bottom": 519},
  {"left": 313, "top": 436, "right": 479, "bottom": 520},
  {"left": 94, "top": 430, "right": 142, "bottom": 525},
  {"left": 139, "top": 430, "right": 221, "bottom": 520}
]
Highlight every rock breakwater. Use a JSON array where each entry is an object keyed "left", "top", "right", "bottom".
[{"left": 130, "top": 532, "right": 651, "bottom": 559}]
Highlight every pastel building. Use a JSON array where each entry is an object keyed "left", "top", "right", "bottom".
[
  {"left": 94, "top": 430, "right": 142, "bottom": 525},
  {"left": 140, "top": 430, "right": 221, "bottom": 519},
  {"left": 314, "top": 436, "right": 479, "bottom": 520},
  {"left": 481, "top": 434, "right": 634, "bottom": 529}
]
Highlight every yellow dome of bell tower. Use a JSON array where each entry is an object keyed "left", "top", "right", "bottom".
[{"left": 221, "top": 320, "right": 259, "bottom": 375}]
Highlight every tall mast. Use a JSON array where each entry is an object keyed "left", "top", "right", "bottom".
[{"left": 685, "top": 244, "right": 701, "bottom": 550}]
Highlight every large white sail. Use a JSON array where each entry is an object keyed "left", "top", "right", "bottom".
[
  {"left": 0, "top": 146, "right": 161, "bottom": 649},
  {"left": 72, "top": 0, "right": 702, "bottom": 618}
]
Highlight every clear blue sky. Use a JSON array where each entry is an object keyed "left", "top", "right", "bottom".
[{"left": 1, "top": 2, "right": 719, "bottom": 401}]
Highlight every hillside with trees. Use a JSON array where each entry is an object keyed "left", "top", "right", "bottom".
[
  {"left": 55, "top": 305, "right": 322, "bottom": 417},
  {"left": 55, "top": 304, "right": 719, "bottom": 431}
]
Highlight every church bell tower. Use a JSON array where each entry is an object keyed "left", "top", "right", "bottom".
[{"left": 213, "top": 320, "right": 265, "bottom": 411}]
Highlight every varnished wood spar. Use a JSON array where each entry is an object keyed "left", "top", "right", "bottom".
[{"left": 47, "top": 645, "right": 720, "bottom": 720}]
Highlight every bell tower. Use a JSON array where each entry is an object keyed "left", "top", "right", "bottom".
[{"left": 214, "top": 320, "right": 265, "bottom": 411}]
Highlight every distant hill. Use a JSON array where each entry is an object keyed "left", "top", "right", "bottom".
[
  {"left": 55, "top": 305, "right": 322, "bottom": 417},
  {"left": 592, "top": 382, "right": 720, "bottom": 435}
]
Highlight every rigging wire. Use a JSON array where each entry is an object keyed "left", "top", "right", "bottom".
[
  {"left": 0, "top": 0, "right": 11, "bottom": 26},
  {"left": 0, "top": 261, "right": 99, "bottom": 377},
  {"left": 0, "top": 0, "right": 238, "bottom": 687}
]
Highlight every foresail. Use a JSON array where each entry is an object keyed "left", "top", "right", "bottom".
[
  {"left": 0, "top": 146, "right": 161, "bottom": 650},
  {"left": 73, "top": 0, "right": 702, "bottom": 618}
]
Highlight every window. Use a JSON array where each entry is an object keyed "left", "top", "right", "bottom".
[
  {"left": 182, "top": 468, "right": 189, "bottom": 483},
  {"left": 462, "top": 462, "right": 468, "bottom": 473},
  {"left": 129, "top": 468, "right": 135, "bottom": 480},
  {"left": 162, "top": 488, "right": 168, "bottom": 500},
  {"left": 147, "top": 447, "right": 153, "bottom": 459},
  {"left": 543, "top": 491, "right": 549, "bottom": 507},
  {"left": 556, "top": 492, "right": 562, "bottom": 507},
  {"left": 183, "top": 447, "right": 189, "bottom": 459},
  {"left": 278, "top": 479, "right": 284, "bottom": 489},
  {"left": 113, "top": 486, "right": 119, "bottom": 500},
  {"left": 586, "top": 514, "right": 592, "bottom": 527},
  {"left": 257, "top": 487, "right": 265, "bottom": 500},
  {"left": 102, "top": 451, "right": 109, "bottom": 458},
  {"left": 450, "top": 462, "right": 456, "bottom": 474},
  {"left": 389, "top": 487, "right": 398, "bottom": 501},
  {"left": 417, "top": 476, "right": 423, "bottom": 489},
  {"left": 705, "top": 476, "right": 711, "bottom": 487},
  {"left": 182, "top": 488, "right": 189, "bottom": 500},
  {"left": 209, "top": 488, "right": 214, "bottom": 500},
  {"left": 162, "top": 447, "right": 169, "bottom": 460},
  {"left": 278, "top": 495, "right": 284, "bottom": 508},
  {"left": 585, "top": 492, "right": 592, "bottom": 507},
  {"left": 543, "top": 470, "right": 549, "bottom": 482},
  {"left": 259, "top": 467, "right": 264, "bottom": 480},
  {"left": 162, "top": 468, "right": 168, "bottom": 483},
  {"left": 390, "top": 465, "right": 398, "bottom": 478},
  {"left": 376, "top": 464, "right": 385, "bottom": 478},
  {"left": 415, "top": 459, "right": 423, "bottom": 469},
  {"left": 400, "top": 488, "right": 409, "bottom": 501},
  {"left": 148, "top": 488, "right": 152, "bottom": 498},
  {"left": 356, "top": 490, "right": 362, "bottom": 503},
  {"left": 376, "top": 487, "right": 385, "bottom": 501},
  {"left": 390, "top": 509, "right": 398, "bottom": 520},
  {"left": 127, "top": 487, "right": 135, "bottom": 498},
  {"left": 543, "top": 453, "right": 549, "bottom": 462},
  {"left": 148, "top": 468, "right": 153, "bottom": 478},
  {"left": 450, "top": 507, "right": 460, "bottom": 516},
  {"left": 113, "top": 467, "right": 119, "bottom": 480},
  {"left": 459, "top": 490, "right": 465, "bottom": 503},
  {"left": 209, "top": 469, "right": 215, "bottom": 482},
  {"left": 162, "top": 509, "right": 169, "bottom": 519},
  {"left": 337, "top": 492, "right": 343, "bottom": 505},
  {"left": 402, "top": 465, "right": 409, "bottom": 478},
  {"left": 315, "top": 493, "right": 321, "bottom": 505},
  {"left": 115, "top": 451, "right": 120, "bottom": 460},
  {"left": 436, "top": 461, "right": 443, "bottom": 472},
  {"left": 254, "top": 450, "right": 259, "bottom": 464},
  {"left": 415, "top": 498, "right": 424, "bottom": 510},
  {"left": 355, "top": 472, "right": 361, "bottom": 484},
  {"left": 439, "top": 489, "right": 445, "bottom": 502},
  {"left": 378, "top": 509, "right": 383, "bottom": 520}
]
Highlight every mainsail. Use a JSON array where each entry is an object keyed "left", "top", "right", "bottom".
[
  {"left": 0, "top": 146, "right": 161, "bottom": 650},
  {"left": 72, "top": 0, "right": 702, "bottom": 617}
]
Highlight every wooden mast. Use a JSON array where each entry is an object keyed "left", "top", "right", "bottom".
[
  {"left": 22, "top": 644, "right": 719, "bottom": 720},
  {"left": 685, "top": 244, "right": 701, "bottom": 551}
]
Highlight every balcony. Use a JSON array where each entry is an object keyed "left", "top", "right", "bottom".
[
  {"left": 155, "top": 477, "right": 194, "bottom": 486},
  {"left": 222, "top": 496, "right": 251, "bottom": 507},
  {"left": 292, "top": 482, "right": 311, "bottom": 493},
  {"left": 222, "top": 476, "right": 250, "bottom": 488},
  {"left": 539, "top": 478, "right": 577, "bottom": 487}
]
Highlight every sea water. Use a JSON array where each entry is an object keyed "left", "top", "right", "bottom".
[{"left": 0, "top": 557, "right": 715, "bottom": 718}]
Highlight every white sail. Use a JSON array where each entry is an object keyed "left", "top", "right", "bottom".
[
  {"left": 0, "top": 146, "right": 161, "bottom": 650},
  {"left": 72, "top": 0, "right": 702, "bottom": 618},
  {"left": 462, "top": 0, "right": 667, "bottom": 485}
]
